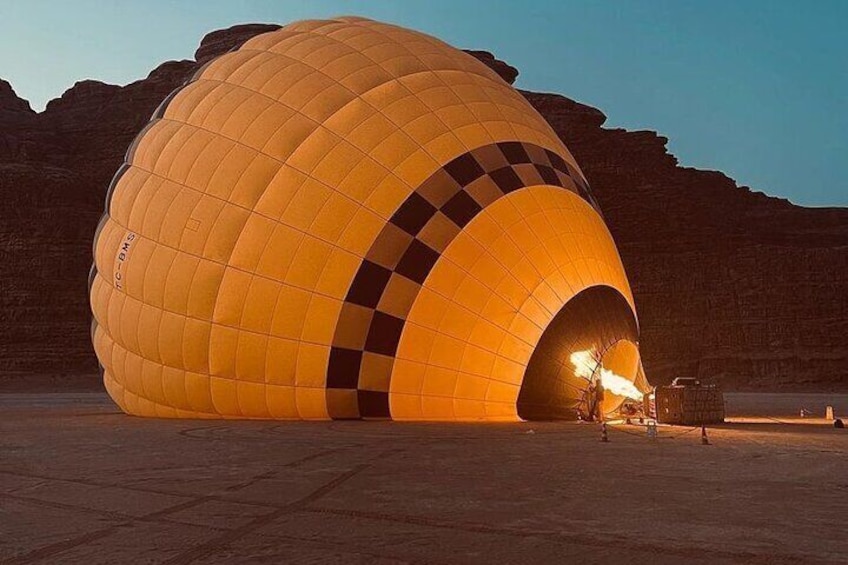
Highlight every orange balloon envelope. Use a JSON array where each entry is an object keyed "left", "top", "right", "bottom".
[{"left": 90, "top": 17, "right": 647, "bottom": 420}]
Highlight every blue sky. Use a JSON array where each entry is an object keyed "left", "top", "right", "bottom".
[{"left": 1, "top": 0, "right": 845, "bottom": 207}]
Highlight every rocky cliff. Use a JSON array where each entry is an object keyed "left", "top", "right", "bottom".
[
  {"left": 0, "top": 25, "right": 274, "bottom": 385},
  {"left": 525, "top": 92, "right": 848, "bottom": 390},
  {"left": 1, "top": 25, "right": 845, "bottom": 391}
]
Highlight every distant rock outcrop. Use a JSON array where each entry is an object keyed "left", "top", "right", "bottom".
[
  {"left": 0, "top": 24, "right": 845, "bottom": 391},
  {"left": 0, "top": 32, "right": 231, "bottom": 381},
  {"left": 465, "top": 50, "right": 519, "bottom": 84},
  {"left": 0, "top": 79, "right": 34, "bottom": 114},
  {"left": 194, "top": 23, "right": 282, "bottom": 63},
  {"left": 524, "top": 91, "right": 848, "bottom": 390},
  {"left": 0, "top": 79, "right": 37, "bottom": 161}
]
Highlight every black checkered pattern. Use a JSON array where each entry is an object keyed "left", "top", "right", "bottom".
[{"left": 326, "top": 141, "right": 595, "bottom": 419}]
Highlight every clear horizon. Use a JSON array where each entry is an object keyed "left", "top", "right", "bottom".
[{"left": 1, "top": 0, "right": 845, "bottom": 207}]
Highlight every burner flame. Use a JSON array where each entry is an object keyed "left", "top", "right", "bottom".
[{"left": 570, "top": 349, "right": 643, "bottom": 400}]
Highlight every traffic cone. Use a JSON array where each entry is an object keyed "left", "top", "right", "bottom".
[
  {"left": 601, "top": 422, "right": 609, "bottom": 443},
  {"left": 701, "top": 425, "right": 710, "bottom": 445}
]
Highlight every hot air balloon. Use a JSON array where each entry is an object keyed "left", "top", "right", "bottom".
[{"left": 90, "top": 17, "right": 647, "bottom": 421}]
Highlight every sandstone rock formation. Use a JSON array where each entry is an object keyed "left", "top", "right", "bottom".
[
  {"left": 525, "top": 91, "right": 848, "bottom": 390},
  {"left": 1, "top": 24, "right": 845, "bottom": 391},
  {"left": 193, "top": 23, "right": 282, "bottom": 63},
  {"left": 0, "top": 26, "right": 267, "bottom": 385}
]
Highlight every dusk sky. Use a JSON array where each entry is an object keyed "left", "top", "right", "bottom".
[{"left": 1, "top": 0, "right": 845, "bottom": 207}]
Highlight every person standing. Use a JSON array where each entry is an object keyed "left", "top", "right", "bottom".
[{"left": 594, "top": 378, "right": 606, "bottom": 422}]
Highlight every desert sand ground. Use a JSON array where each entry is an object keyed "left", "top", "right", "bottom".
[{"left": 1, "top": 392, "right": 846, "bottom": 564}]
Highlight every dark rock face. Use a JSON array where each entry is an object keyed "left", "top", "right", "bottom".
[
  {"left": 0, "top": 25, "right": 275, "bottom": 380},
  {"left": 194, "top": 23, "right": 282, "bottom": 63},
  {"left": 0, "top": 80, "right": 37, "bottom": 161},
  {"left": 465, "top": 50, "right": 519, "bottom": 85},
  {"left": 0, "top": 79, "right": 33, "bottom": 114},
  {"left": 0, "top": 25, "right": 845, "bottom": 392},
  {"left": 523, "top": 91, "right": 848, "bottom": 390}
]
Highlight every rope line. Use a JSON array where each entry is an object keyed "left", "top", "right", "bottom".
[{"left": 605, "top": 423, "right": 701, "bottom": 440}]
